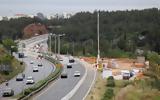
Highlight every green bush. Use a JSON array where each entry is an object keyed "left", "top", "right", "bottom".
[
  {"left": 107, "top": 76, "right": 115, "bottom": 87},
  {"left": 24, "top": 88, "right": 32, "bottom": 95},
  {"left": 101, "top": 88, "right": 114, "bottom": 100},
  {"left": 106, "top": 49, "right": 134, "bottom": 58}
]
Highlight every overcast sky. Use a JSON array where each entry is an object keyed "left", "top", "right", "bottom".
[{"left": 0, "top": 0, "right": 160, "bottom": 16}]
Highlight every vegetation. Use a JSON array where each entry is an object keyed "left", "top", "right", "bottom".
[
  {"left": 0, "top": 38, "right": 22, "bottom": 83},
  {"left": 102, "top": 88, "right": 114, "bottom": 100},
  {"left": 47, "top": 8, "right": 160, "bottom": 57},
  {"left": 0, "top": 55, "right": 24, "bottom": 83},
  {"left": 106, "top": 76, "right": 115, "bottom": 87},
  {"left": 101, "top": 76, "right": 115, "bottom": 100},
  {"left": 0, "top": 8, "right": 160, "bottom": 58}
]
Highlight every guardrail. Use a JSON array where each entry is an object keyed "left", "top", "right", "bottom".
[
  {"left": 17, "top": 56, "right": 63, "bottom": 100},
  {"left": 19, "top": 34, "right": 49, "bottom": 45}
]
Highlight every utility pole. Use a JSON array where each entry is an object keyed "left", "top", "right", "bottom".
[
  {"left": 49, "top": 33, "right": 52, "bottom": 55},
  {"left": 97, "top": 11, "right": 100, "bottom": 68},
  {"left": 58, "top": 35, "right": 60, "bottom": 55},
  {"left": 58, "top": 34, "right": 65, "bottom": 56},
  {"left": 54, "top": 35, "right": 57, "bottom": 58}
]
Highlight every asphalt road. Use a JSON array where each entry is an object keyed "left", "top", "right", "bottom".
[
  {"left": 70, "top": 61, "right": 95, "bottom": 100},
  {"left": 0, "top": 55, "right": 54, "bottom": 98},
  {"left": 33, "top": 55, "right": 86, "bottom": 100},
  {"left": 0, "top": 34, "right": 54, "bottom": 98}
]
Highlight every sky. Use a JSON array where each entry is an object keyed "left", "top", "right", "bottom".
[{"left": 0, "top": 0, "right": 160, "bottom": 16}]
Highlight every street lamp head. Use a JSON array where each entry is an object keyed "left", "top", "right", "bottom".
[
  {"left": 59, "top": 34, "right": 65, "bottom": 37},
  {"left": 50, "top": 33, "right": 52, "bottom": 35}
]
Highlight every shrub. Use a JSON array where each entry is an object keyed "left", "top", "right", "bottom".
[
  {"left": 102, "top": 88, "right": 114, "bottom": 100},
  {"left": 107, "top": 76, "right": 115, "bottom": 87}
]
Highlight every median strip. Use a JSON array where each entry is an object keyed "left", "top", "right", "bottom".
[{"left": 15, "top": 56, "right": 63, "bottom": 100}]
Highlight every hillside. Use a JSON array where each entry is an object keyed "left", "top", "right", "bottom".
[{"left": 23, "top": 23, "right": 48, "bottom": 38}]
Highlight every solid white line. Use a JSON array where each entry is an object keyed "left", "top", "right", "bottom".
[
  {"left": 82, "top": 63, "right": 97, "bottom": 100},
  {"left": 34, "top": 80, "right": 59, "bottom": 100},
  {"left": 34, "top": 63, "right": 58, "bottom": 100},
  {"left": 61, "top": 59, "right": 88, "bottom": 100}
]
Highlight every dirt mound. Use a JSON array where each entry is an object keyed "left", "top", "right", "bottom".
[{"left": 23, "top": 23, "right": 48, "bottom": 38}]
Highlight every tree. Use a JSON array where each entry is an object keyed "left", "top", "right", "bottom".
[{"left": 2, "top": 38, "right": 17, "bottom": 54}]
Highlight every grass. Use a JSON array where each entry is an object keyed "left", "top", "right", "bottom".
[
  {"left": 0, "top": 57, "right": 25, "bottom": 83},
  {"left": 86, "top": 73, "right": 135, "bottom": 100},
  {"left": 86, "top": 71, "right": 107, "bottom": 100},
  {"left": 115, "top": 78, "right": 160, "bottom": 100},
  {"left": 124, "top": 88, "right": 160, "bottom": 100}
]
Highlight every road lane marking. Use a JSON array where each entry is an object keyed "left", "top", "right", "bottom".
[
  {"left": 82, "top": 63, "right": 97, "bottom": 100},
  {"left": 61, "top": 59, "right": 87, "bottom": 100}
]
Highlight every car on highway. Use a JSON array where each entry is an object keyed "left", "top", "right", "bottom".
[
  {"left": 16, "top": 74, "right": 24, "bottom": 81},
  {"left": 69, "top": 58, "right": 75, "bottom": 63},
  {"left": 38, "top": 63, "right": 43, "bottom": 67},
  {"left": 59, "top": 58, "right": 63, "bottom": 61},
  {"left": 26, "top": 76, "right": 35, "bottom": 84},
  {"left": 61, "top": 72, "right": 68, "bottom": 78},
  {"left": 30, "top": 61, "right": 34, "bottom": 64},
  {"left": 18, "top": 52, "right": 24, "bottom": 58},
  {"left": 2, "top": 88, "right": 14, "bottom": 97},
  {"left": 67, "top": 63, "right": 72, "bottom": 68},
  {"left": 74, "top": 71, "right": 81, "bottom": 77},
  {"left": 33, "top": 66, "right": 39, "bottom": 72}
]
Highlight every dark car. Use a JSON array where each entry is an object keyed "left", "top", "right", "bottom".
[
  {"left": 16, "top": 74, "right": 24, "bottom": 81},
  {"left": 2, "top": 88, "right": 14, "bottom": 97},
  {"left": 61, "top": 73, "right": 68, "bottom": 78},
  {"left": 67, "top": 63, "right": 72, "bottom": 68},
  {"left": 38, "top": 63, "right": 43, "bottom": 67},
  {"left": 69, "top": 59, "right": 75, "bottom": 63},
  {"left": 18, "top": 53, "right": 24, "bottom": 58}
]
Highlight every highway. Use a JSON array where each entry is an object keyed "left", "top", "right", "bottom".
[
  {"left": 33, "top": 55, "right": 86, "bottom": 100},
  {"left": 32, "top": 56, "right": 96, "bottom": 100},
  {"left": 0, "top": 34, "right": 96, "bottom": 100},
  {"left": 0, "top": 34, "right": 54, "bottom": 98},
  {"left": 70, "top": 61, "right": 96, "bottom": 100}
]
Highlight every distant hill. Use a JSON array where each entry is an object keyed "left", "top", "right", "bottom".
[{"left": 23, "top": 23, "right": 48, "bottom": 38}]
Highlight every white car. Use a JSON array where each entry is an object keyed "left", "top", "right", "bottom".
[
  {"left": 74, "top": 71, "right": 81, "bottom": 77},
  {"left": 33, "top": 66, "right": 38, "bottom": 72},
  {"left": 26, "top": 76, "right": 34, "bottom": 84},
  {"left": 61, "top": 72, "right": 68, "bottom": 78}
]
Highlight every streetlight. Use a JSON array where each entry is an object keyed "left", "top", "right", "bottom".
[
  {"left": 58, "top": 34, "right": 65, "bottom": 55},
  {"left": 49, "top": 33, "right": 56, "bottom": 57},
  {"left": 97, "top": 12, "right": 100, "bottom": 68},
  {"left": 49, "top": 33, "right": 52, "bottom": 53}
]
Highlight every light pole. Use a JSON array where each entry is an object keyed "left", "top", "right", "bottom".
[
  {"left": 49, "top": 33, "right": 56, "bottom": 56},
  {"left": 49, "top": 33, "right": 52, "bottom": 55},
  {"left": 58, "top": 34, "right": 65, "bottom": 56},
  {"left": 97, "top": 11, "right": 100, "bottom": 68},
  {"left": 54, "top": 34, "right": 57, "bottom": 58}
]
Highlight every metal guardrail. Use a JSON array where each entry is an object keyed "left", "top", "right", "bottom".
[{"left": 18, "top": 57, "right": 63, "bottom": 100}]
